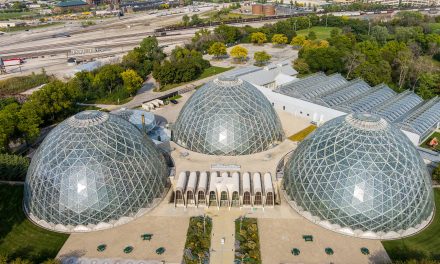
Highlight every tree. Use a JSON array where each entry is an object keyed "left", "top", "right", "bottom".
[
  {"left": 293, "top": 58, "right": 310, "bottom": 74},
  {"left": 0, "top": 153, "right": 29, "bottom": 181},
  {"left": 251, "top": 32, "right": 267, "bottom": 45},
  {"left": 182, "top": 14, "right": 190, "bottom": 26},
  {"left": 214, "top": 25, "right": 241, "bottom": 44},
  {"left": 42, "top": 259, "right": 61, "bottom": 264},
  {"left": 271, "top": 34, "right": 288, "bottom": 46},
  {"left": 0, "top": 103, "right": 20, "bottom": 153},
  {"left": 307, "top": 31, "right": 317, "bottom": 40},
  {"left": 93, "top": 64, "right": 124, "bottom": 94},
  {"left": 353, "top": 60, "right": 392, "bottom": 86},
  {"left": 208, "top": 42, "right": 227, "bottom": 59},
  {"left": 371, "top": 25, "right": 389, "bottom": 45},
  {"left": 343, "top": 50, "right": 365, "bottom": 79},
  {"left": 394, "top": 48, "right": 413, "bottom": 90},
  {"left": 10, "top": 258, "right": 31, "bottom": 264},
  {"left": 190, "top": 14, "right": 202, "bottom": 26},
  {"left": 254, "top": 51, "right": 272, "bottom": 66},
  {"left": 290, "top": 35, "right": 306, "bottom": 47},
  {"left": 230, "top": 46, "right": 248, "bottom": 62},
  {"left": 121, "top": 69, "right": 144, "bottom": 96},
  {"left": 138, "top": 36, "right": 165, "bottom": 62},
  {"left": 416, "top": 73, "right": 439, "bottom": 99}
]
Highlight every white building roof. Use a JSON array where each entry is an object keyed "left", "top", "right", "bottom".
[
  {"left": 186, "top": 172, "right": 197, "bottom": 193},
  {"left": 263, "top": 173, "right": 274, "bottom": 194},
  {"left": 197, "top": 171, "right": 208, "bottom": 193},
  {"left": 253, "top": 173, "right": 262, "bottom": 194},
  {"left": 242, "top": 172, "right": 251, "bottom": 193},
  {"left": 176, "top": 171, "right": 187, "bottom": 192}
]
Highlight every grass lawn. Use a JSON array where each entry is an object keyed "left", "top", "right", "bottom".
[
  {"left": 0, "top": 184, "right": 69, "bottom": 263},
  {"left": 296, "top": 26, "right": 340, "bottom": 40},
  {"left": 0, "top": 11, "right": 36, "bottom": 20},
  {"left": 420, "top": 131, "right": 440, "bottom": 152},
  {"left": 382, "top": 189, "right": 440, "bottom": 261},
  {"left": 288, "top": 125, "right": 317, "bottom": 142},
  {"left": 157, "top": 66, "right": 234, "bottom": 92}
]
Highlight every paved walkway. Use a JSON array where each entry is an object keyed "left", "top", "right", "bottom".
[{"left": 208, "top": 209, "right": 241, "bottom": 264}]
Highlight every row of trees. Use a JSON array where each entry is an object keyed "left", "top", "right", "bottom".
[{"left": 250, "top": 32, "right": 289, "bottom": 46}]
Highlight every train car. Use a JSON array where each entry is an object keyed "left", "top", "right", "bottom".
[{"left": 2, "top": 58, "right": 23, "bottom": 66}]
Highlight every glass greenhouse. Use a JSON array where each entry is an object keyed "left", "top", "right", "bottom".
[
  {"left": 283, "top": 113, "right": 434, "bottom": 239},
  {"left": 24, "top": 111, "right": 169, "bottom": 232},
  {"left": 172, "top": 76, "right": 284, "bottom": 156}
]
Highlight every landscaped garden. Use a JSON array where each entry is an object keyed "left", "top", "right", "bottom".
[
  {"left": 288, "top": 125, "right": 317, "bottom": 142},
  {"left": 420, "top": 132, "right": 440, "bottom": 152},
  {"left": 183, "top": 215, "right": 212, "bottom": 264},
  {"left": 382, "top": 189, "right": 440, "bottom": 262},
  {"left": 0, "top": 185, "right": 69, "bottom": 263},
  {"left": 234, "top": 217, "right": 261, "bottom": 264}
]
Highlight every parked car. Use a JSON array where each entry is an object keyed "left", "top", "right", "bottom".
[{"left": 170, "top": 99, "right": 178, "bottom": 104}]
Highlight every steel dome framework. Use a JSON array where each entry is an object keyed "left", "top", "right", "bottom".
[
  {"left": 172, "top": 76, "right": 284, "bottom": 156},
  {"left": 283, "top": 113, "right": 434, "bottom": 239},
  {"left": 24, "top": 111, "right": 169, "bottom": 232}
]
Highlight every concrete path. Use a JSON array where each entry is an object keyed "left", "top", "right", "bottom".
[{"left": 208, "top": 209, "right": 241, "bottom": 264}]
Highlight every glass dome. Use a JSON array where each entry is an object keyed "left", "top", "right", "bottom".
[
  {"left": 172, "top": 76, "right": 284, "bottom": 156},
  {"left": 283, "top": 113, "right": 434, "bottom": 239},
  {"left": 112, "top": 108, "right": 156, "bottom": 132},
  {"left": 24, "top": 111, "right": 169, "bottom": 232}
]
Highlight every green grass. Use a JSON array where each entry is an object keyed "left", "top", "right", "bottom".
[
  {"left": 288, "top": 125, "right": 317, "bottom": 142},
  {"left": 382, "top": 189, "right": 440, "bottom": 262},
  {"left": 0, "top": 184, "right": 69, "bottom": 263},
  {"left": 0, "top": 11, "right": 37, "bottom": 20},
  {"left": 296, "top": 26, "right": 340, "bottom": 40},
  {"left": 157, "top": 66, "right": 233, "bottom": 92},
  {"left": 420, "top": 132, "right": 440, "bottom": 152},
  {"left": 0, "top": 22, "right": 63, "bottom": 32}
]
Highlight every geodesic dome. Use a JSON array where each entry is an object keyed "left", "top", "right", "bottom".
[
  {"left": 172, "top": 76, "right": 284, "bottom": 156},
  {"left": 24, "top": 111, "right": 169, "bottom": 232},
  {"left": 112, "top": 108, "right": 156, "bottom": 132},
  {"left": 283, "top": 113, "right": 434, "bottom": 239}
]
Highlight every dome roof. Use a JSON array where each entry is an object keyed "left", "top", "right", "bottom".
[
  {"left": 172, "top": 76, "right": 284, "bottom": 156},
  {"left": 112, "top": 108, "right": 156, "bottom": 132},
  {"left": 24, "top": 111, "right": 169, "bottom": 232},
  {"left": 283, "top": 113, "right": 434, "bottom": 239}
]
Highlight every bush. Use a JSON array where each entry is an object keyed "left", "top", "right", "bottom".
[
  {"left": 0, "top": 71, "right": 51, "bottom": 96},
  {"left": 0, "top": 154, "right": 29, "bottom": 181}
]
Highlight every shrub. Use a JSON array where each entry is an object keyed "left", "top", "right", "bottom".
[{"left": 0, "top": 153, "right": 29, "bottom": 181}]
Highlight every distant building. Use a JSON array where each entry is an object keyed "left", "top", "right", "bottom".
[
  {"left": 251, "top": 4, "right": 276, "bottom": 16},
  {"left": 53, "top": 0, "right": 89, "bottom": 13},
  {"left": 365, "top": 0, "right": 438, "bottom": 6},
  {"left": 0, "top": 21, "right": 26, "bottom": 28}
]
